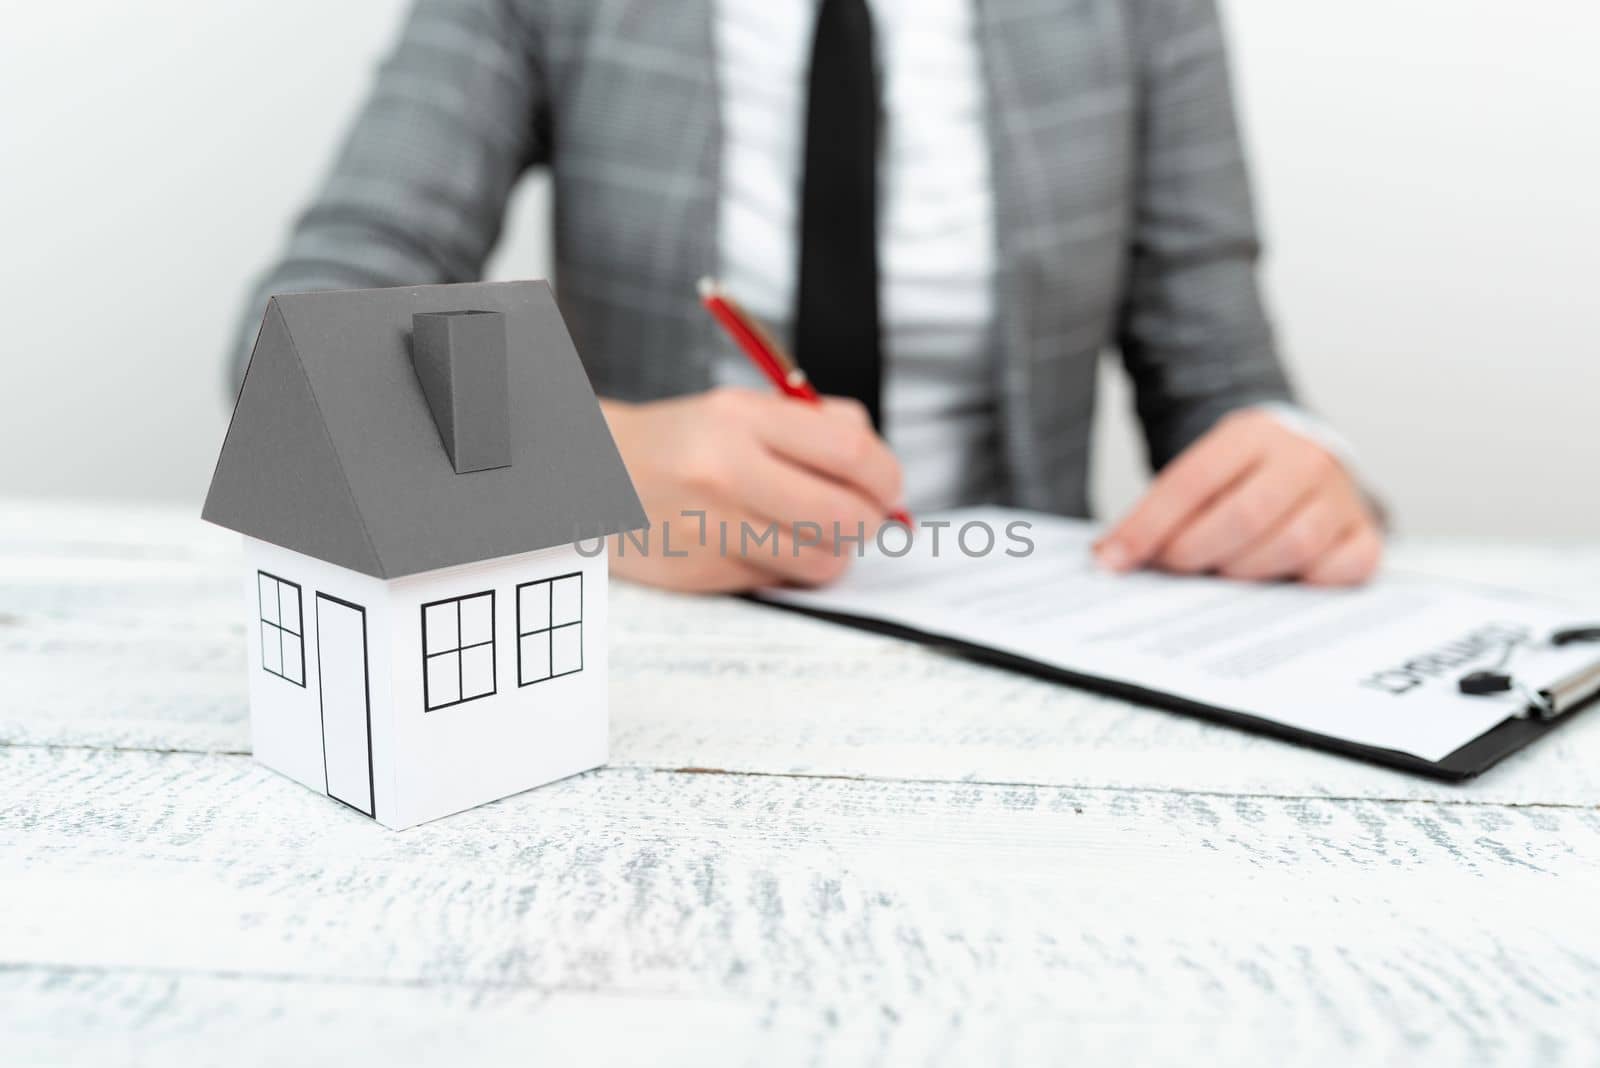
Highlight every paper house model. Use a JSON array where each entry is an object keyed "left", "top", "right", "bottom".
[{"left": 203, "top": 281, "right": 646, "bottom": 829}]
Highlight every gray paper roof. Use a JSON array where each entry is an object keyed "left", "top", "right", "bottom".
[{"left": 203, "top": 281, "right": 646, "bottom": 579}]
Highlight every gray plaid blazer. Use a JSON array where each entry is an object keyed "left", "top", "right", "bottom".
[{"left": 234, "top": 0, "right": 1294, "bottom": 517}]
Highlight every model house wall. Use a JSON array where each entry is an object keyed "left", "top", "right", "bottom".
[
  {"left": 244, "top": 537, "right": 393, "bottom": 817},
  {"left": 386, "top": 543, "right": 607, "bottom": 829},
  {"left": 240, "top": 536, "right": 607, "bottom": 830}
]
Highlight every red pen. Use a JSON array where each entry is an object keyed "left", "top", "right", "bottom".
[{"left": 698, "top": 277, "right": 912, "bottom": 528}]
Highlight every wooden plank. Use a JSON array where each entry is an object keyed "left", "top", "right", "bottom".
[
  {"left": 4, "top": 961, "right": 1590, "bottom": 1068},
  {"left": 1, "top": 968, "right": 806, "bottom": 1068},
  {"left": 0, "top": 568, "right": 246, "bottom": 753},
  {"left": 0, "top": 497, "right": 238, "bottom": 558},
  {"left": 5, "top": 502, "right": 1600, "bottom": 803},
  {"left": 2, "top": 746, "right": 1598, "bottom": 1063}
]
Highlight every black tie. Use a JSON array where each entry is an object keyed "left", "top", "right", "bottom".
[{"left": 794, "top": 0, "right": 882, "bottom": 429}]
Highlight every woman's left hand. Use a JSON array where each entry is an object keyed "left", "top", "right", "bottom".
[{"left": 1094, "top": 409, "right": 1384, "bottom": 586}]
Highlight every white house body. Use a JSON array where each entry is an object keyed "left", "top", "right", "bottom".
[{"left": 245, "top": 537, "right": 608, "bottom": 830}]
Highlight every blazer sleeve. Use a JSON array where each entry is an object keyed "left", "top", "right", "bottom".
[
  {"left": 226, "top": 0, "right": 550, "bottom": 391},
  {"left": 1115, "top": 0, "right": 1296, "bottom": 470}
]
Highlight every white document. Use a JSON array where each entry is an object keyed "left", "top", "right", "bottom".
[{"left": 762, "top": 508, "right": 1598, "bottom": 762}]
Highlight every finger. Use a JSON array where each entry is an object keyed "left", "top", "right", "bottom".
[
  {"left": 820, "top": 395, "right": 873, "bottom": 427},
  {"left": 755, "top": 397, "right": 904, "bottom": 512},
  {"left": 1157, "top": 446, "right": 1336, "bottom": 574},
  {"left": 610, "top": 530, "right": 771, "bottom": 595},
  {"left": 1301, "top": 524, "right": 1384, "bottom": 587},
  {"left": 1217, "top": 481, "right": 1354, "bottom": 581},
  {"left": 1096, "top": 416, "right": 1268, "bottom": 570},
  {"left": 728, "top": 448, "right": 885, "bottom": 547},
  {"left": 720, "top": 515, "right": 859, "bottom": 588}
]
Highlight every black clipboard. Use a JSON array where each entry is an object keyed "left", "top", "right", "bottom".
[{"left": 757, "top": 598, "right": 1600, "bottom": 781}]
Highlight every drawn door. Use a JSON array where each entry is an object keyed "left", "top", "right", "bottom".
[{"left": 316, "top": 593, "right": 374, "bottom": 818}]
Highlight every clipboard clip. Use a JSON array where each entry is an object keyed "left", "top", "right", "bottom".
[{"left": 1458, "top": 625, "right": 1600, "bottom": 721}]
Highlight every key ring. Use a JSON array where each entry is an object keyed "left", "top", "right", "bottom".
[{"left": 1459, "top": 625, "right": 1600, "bottom": 718}]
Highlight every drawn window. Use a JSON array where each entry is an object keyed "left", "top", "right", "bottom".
[
  {"left": 258, "top": 571, "right": 305, "bottom": 686},
  {"left": 421, "top": 591, "right": 497, "bottom": 711},
  {"left": 517, "top": 572, "right": 583, "bottom": 686}
]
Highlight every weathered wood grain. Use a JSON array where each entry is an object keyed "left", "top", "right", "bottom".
[
  {"left": 2, "top": 967, "right": 826, "bottom": 1068},
  {"left": 6, "top": 959, "right": 1591, "bottom": 1068},
  {"left": 3, "top": 745, "right": 1600, "bottom": 1064},
  {"left": 11, "top": 966, "right": 1520, "bottom": 1068},
  {"left": 6, "top": 498, "right": 1600, "bottom": 1064},
  {"left": 3, "top": 498, "right": 1599, "bottom": 803}
]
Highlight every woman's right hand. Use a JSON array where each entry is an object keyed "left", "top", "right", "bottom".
[{"left": 598, "top": 388, "right": 905, "bottom": 593}]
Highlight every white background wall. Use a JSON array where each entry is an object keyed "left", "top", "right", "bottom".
[{"left": 4, "top": 1, "right": 1596, "bottom": 538}]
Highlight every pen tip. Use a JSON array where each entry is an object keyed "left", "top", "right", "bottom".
[{"left": 696, "top": 276, "right": 719, "bottom": 300}]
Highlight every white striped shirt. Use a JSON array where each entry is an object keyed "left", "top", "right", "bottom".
[
  {"left": 711, "top": 0, "right": 1353, "bottom": 511},
  {"left": 713, "top": 0, "right": 1005, "bottom": 511}
]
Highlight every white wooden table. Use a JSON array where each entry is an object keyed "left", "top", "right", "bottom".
[{"left": 3, "top": 498, "right": 1599, "bottom": 1066}]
